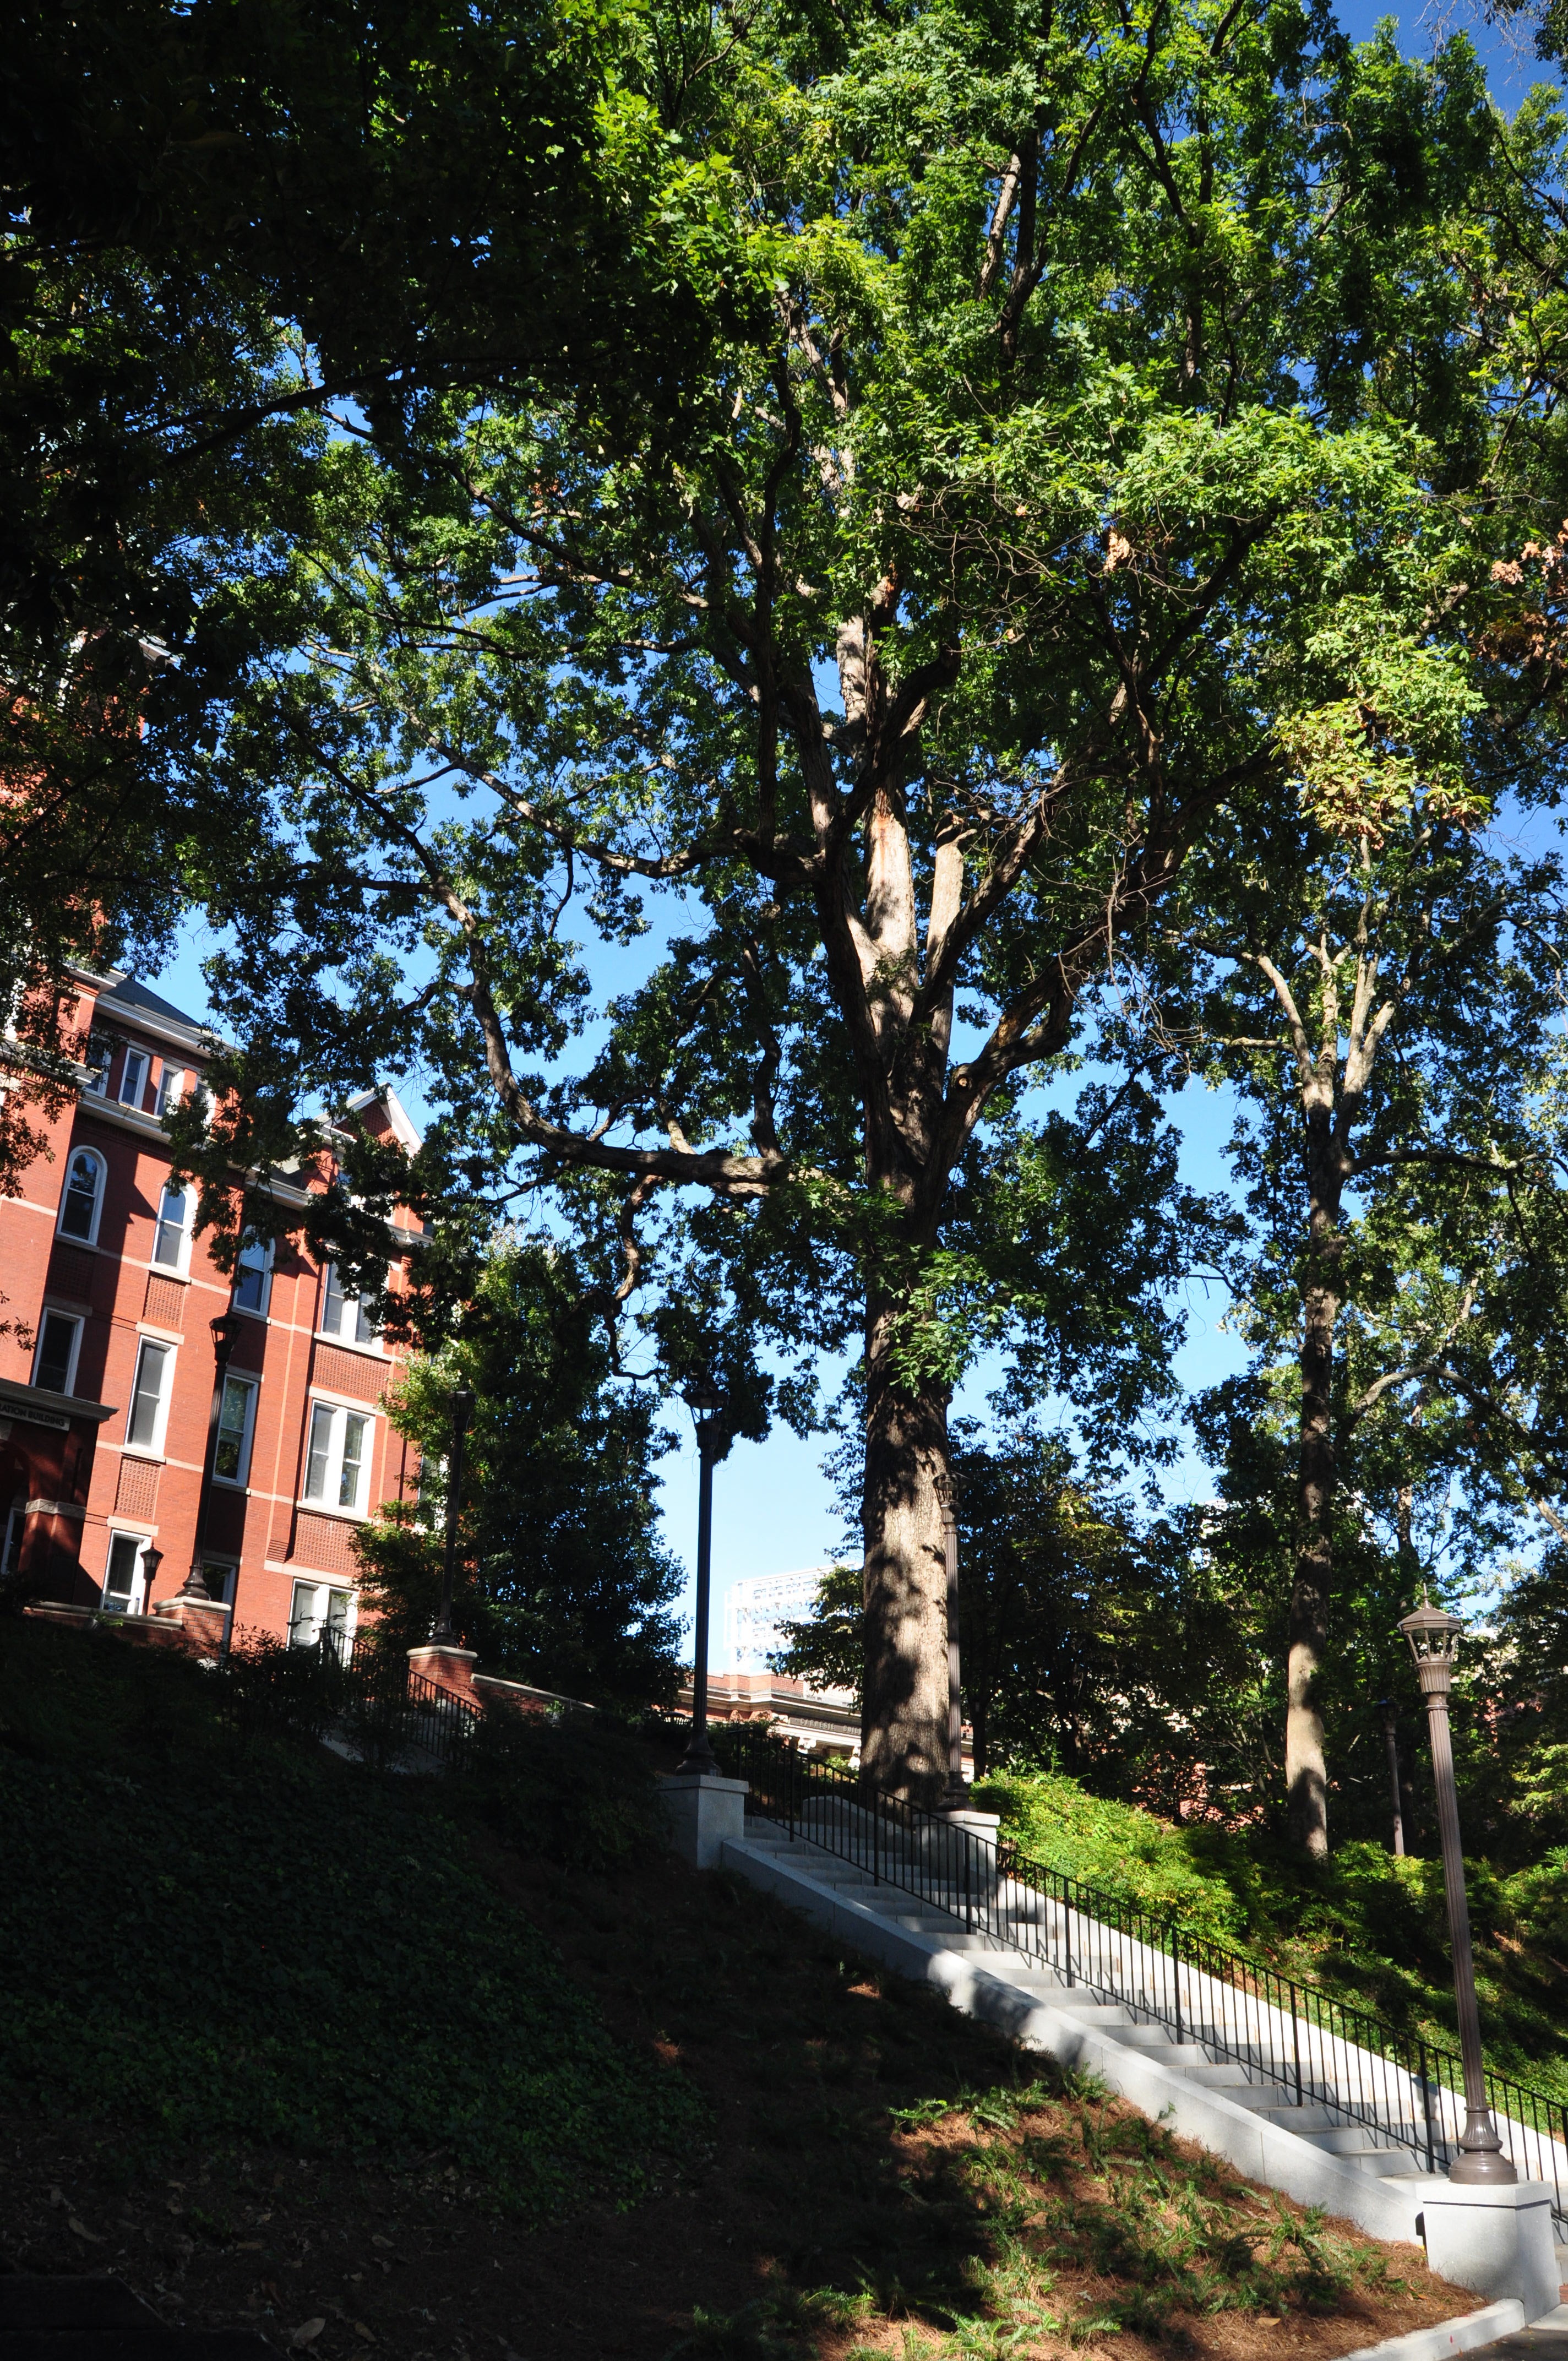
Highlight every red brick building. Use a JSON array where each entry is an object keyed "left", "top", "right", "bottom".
[{"left": 0, "top": 969, "right": 423, "bottom": 1651}]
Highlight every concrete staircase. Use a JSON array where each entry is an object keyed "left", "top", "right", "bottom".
[{"left": 722, "top": 1810, "right": 1561, "bottom": 2265}]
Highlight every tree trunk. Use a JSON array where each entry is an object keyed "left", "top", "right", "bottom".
[
  {"left": 1288, "top": 1136, "right": 1342, "bottom": 1858},
  {"left": 859, "top": 1294, "right": 951, "bottom": 1803}
]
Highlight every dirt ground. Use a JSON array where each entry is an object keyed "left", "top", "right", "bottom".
[{"left": 0, "top": 1777, "right": 1484, "bottom": 2361}]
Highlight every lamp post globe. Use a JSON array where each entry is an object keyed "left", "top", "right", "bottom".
[
  {"left": 138, "top": 1544, "right": 163, "bottom": 1614},
  {"left": 678, "top": 1374, "right": 727, "bottom": 1778},
  {"left": 1397, "top": 1595, "right": 1515, "bottom": 2184}
]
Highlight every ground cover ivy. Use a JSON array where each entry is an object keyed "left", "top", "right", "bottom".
[{"left": 0, "top": 1625, "right": 706, "bottom": 2218}]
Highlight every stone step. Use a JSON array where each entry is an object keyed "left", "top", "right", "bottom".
[
  {"left": 1033, "top": 1995, "right": 1133, "bottom": 2025},
  {"left": 1252, "top": 2102, "right": 1338, "bottom": 2134},
  {"left": 1300, "top": 2130, "right": 1423, "bottom": 2177},
  {"left": 1179, "top": 2072, "right": 1298, "bottom": 2116}
]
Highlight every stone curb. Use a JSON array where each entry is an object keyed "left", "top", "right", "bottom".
[{"left": 1333, "top": 2298, "right": 1526, "bottom": 2358}]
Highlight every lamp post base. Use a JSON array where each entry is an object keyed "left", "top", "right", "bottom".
[
  {"left": 1450, "top": 2111, "right": 1519, "bottom": 2185},
  {"left": 660, "top": 1771, "right": 748, "bottom": 1869},
  {"left": 1417, "top": 2175, "right": 1555, "bottom": 2320}
]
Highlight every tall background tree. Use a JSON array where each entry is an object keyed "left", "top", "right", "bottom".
[
  {"left": 176, "top": 0, "right": 1525, "bottom": 1802},
  {"left": 356, "top": 1238, "right": 684, "bottom": 1709},
  {"left": 1152, "top": 803, "right": 1567, "bottom": 1852}
]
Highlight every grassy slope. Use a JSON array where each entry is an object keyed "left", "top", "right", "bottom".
[
  {"left": 0, "top": 1619, "right": 704, "bottom": 2219},
  {"left": 974, "top": 1769, "right": 1568, "bottom": 2099},
  {"left": 0, "top": 1621, "right": 1479, "bottom": 2361}
]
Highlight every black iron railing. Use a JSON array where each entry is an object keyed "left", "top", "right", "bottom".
[
  {"left": 219, "top": 1640, "right": 480, "bottom": 1771},
  {"left": 711, "top": 1724, "right": 1567, "bottom": 2234}
]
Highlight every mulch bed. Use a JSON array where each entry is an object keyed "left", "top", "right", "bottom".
[{"left": 0, "top": 1761, "right": 1484, "bottom": 2361}]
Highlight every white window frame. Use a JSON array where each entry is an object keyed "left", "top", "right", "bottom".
[
  {"left": 31, "top": 1308, "right": 84, "bottom": 1396},
  {"left": 288, "top": 1577, "right": 356, "bottom": 1660},
  {"left": 117, "top": 1046, "right": 150, "bottom": 1109},
  {"left": 200, "top": 1558, "right": 238, "bottom": 1607},
  {"left": 101, "top": 1529, "right": 154, "bottom": 1615},
  {"left": 320, "top": 1262, "right": 379, "bottom": 1348},
  {"left": 232, "top": 1233, "right": 274, "bottom": 1319},
  {"left": 212, "top": 1372, "right": 259, "bottom": 1489},
  {"left": 155, "top": 1064, "right": 185, "bottom": 1117},
  {"left": 2, "top": 1503, "right": 25, "bottom": 1581},
  {"left": 301, "top": 1399, "right": 374, "bottom": 1517},
  {"left": 81, "top": 1040, "right": 111, "bottom": 1096},
  {"left": 150, "top": 1178, "right": 192, "bottom": 1275},
  {"left": 56, "top": 1146, "right": 106, "bottom": 1247},
  {"left": 124, "top": 1336, "right": 176, "bottom": 1457}
]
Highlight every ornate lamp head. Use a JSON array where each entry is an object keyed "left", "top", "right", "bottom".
[
  {"left": 1397, "top": 1592, "right": 1464, "bottom": 1695},
  {"left": 209, "top": 1309, "right": 243, "bottom": 1363}
]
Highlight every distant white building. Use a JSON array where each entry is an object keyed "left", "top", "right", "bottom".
[{"left": 722, "top": 1565, "right": 834, "bottom": 1673}]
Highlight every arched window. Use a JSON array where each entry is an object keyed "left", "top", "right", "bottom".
[{"left": 57, "top": 1149, "right": 105, "bottom": 1245}]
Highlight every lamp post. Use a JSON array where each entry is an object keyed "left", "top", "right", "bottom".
[
  {"left": 138, "top": 1544, "right": 163, "bottom": 1617},
  {"left": 1380, "top": 1698, "right": 1406, "bottom": 1858},
  {"left": 432, "top": 1386, "right": 476, "bottom": 1645},
  {"left": 677, "top": 1376, "right": 727, "bottom": 1778},
  {"left": 178, "top": 1310, "right": 243, "bottom": 1603},
  {"left": 1397, "top": 1596, "right": 1514, "bottom": 2183},
  {"left": 934, "top": 1470, "right": 966, "bottom": 1809}
]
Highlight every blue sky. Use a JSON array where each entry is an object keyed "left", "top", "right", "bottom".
[{"left": 146, "top": 0, "right": 1551, "bottom": 1662}]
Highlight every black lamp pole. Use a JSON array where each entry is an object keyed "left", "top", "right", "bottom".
[
  {"left": 1380, "top": 1698, "right": 1406, "bottom": 1858},
  {"left": 677, "top": 1377, "right": 727, "bottom": 1777},
  {"left": 934, "top": 1470, "right": 966, "bottom": 1807},
  {"left": 432, "top": 1386, "right": 476, "bottom": 1644},
  {"left": 178, "top": 1310, "right": 243, "bottom": 1603},
  {"left": 1397, "top": 1596, "right": 1514, "bottom": 2183}
]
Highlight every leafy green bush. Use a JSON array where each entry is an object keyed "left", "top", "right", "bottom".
[
  {"left": 0, "top": 1620, "right": 706, "bottom": 2215},
  {"left": 974, "top": 1770, "right": 1252, "bottom": 1943}
]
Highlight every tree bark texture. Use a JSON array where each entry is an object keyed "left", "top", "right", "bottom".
[
  {"left": 859, "top": 1300, "right": 952, "bottom": 1800},
  {"left": 1289, "top": 1165, "right": 1340, "bottom": 1858}
]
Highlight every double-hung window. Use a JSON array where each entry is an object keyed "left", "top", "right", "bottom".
[
  {"left": 232, "top": 1233, "right": 273, "bottom": 1316},
  {"left": 126, "top": 1338, "right": 173, "bottom": 1454},
  {"left": 155, "top": 1065, "right": 184, "bottom": 1116},
  {"left": 57, "top": 1148, "right": 105, "bottom": 1244},
  {"left": 289, "top": 1579, "right": 354, "bottom": 1660},
  {"left": 102, "top": 1532, "right": 151, "bottom": 1614},
  {"left": 2, "top": 1503, "right": 25, "bottom": 1580},
  {"left": 151, "top": 1182, "right": 188, "bottom": 1271},
  {"left": 303, "top": 1402, "right": 372, "bottom": 1515},
  {"left": 32, "top": 1310, "right": 83, "bottom": 1396},
  {"left": 81, "top": 1041, "right": 110, "bottom": 1096},
  {"left": 118, "top": 1047, "right": 149, "bottom": 1108},
  {"left": 322, "top": 1263, "right": 377, "bottom": 1344},
  {"left": 213, "top": 1374, "right": 259, "bottom": 1486}
]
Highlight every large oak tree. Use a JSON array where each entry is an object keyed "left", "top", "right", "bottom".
[{"left": 192, "top": 0, "right": 1519, "bottom": 1797}]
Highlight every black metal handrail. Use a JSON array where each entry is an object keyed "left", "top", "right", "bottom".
[
  {"left": 711, "top": 1724, "right": 1567, "bottom": 2233},
  {"left": 218, "top": 1640, "right": 480, "bottom": 1771}
]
